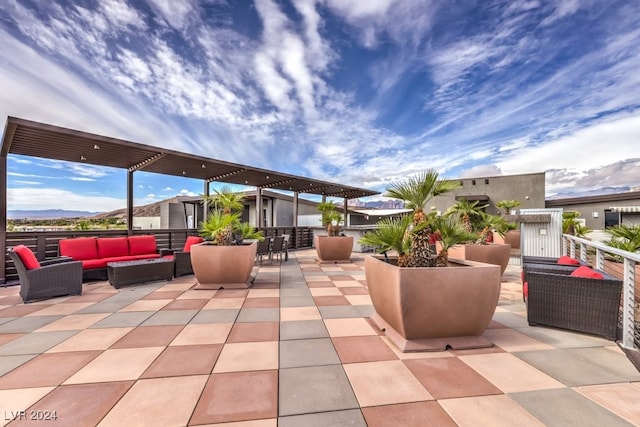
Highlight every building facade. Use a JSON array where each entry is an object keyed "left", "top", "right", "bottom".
[{"left": 546, "top": 191, "right": 640, "bottom": 230}]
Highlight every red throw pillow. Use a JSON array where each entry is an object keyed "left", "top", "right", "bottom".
[
  {"left": 128, "top": 235, "right": 157, "bottom": 255},
  {"left": 183, "top": 236, "right": 204, "bottom": 252},
  {"left": 13, "top": 245, "right": 41, "bottom": 270},
  {"left": 570, "top": 265, "right": 604, "bottom": 279},
  {"left": 557, "top": 255, "right": 580, "bottom": 266},
  {"left": 523, "top": 281, "right": 528, "bottom": 298}
]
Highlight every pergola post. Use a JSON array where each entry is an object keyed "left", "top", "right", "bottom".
[
  {"left": 256, "top": 187, "right": 263, "bottom": 228},
  {"left": 344, "top": 197, "right": 349, "bottom": 227},
  {"left": 0, "top": 152, "right": 6, "bottom": 284},
  {"left": 127, "top": 170, "right": 134, "bottom": 235}
]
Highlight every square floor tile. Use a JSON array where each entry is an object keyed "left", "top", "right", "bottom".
[
  {"left": 64, "top": 347, "right": 164, "bottom": 384},
  {"left": 575, "top": 383, "right": 640, "bottom": 425},
  {"left": 243, "top": 297, "right": 280, "bottom": 308},
  {"left": 332, "top": 336, "right": 398, "bottom": 363},
  {"left": 0, "top": 387, "right": 56, "bottom": 423},
  {"left": 280, "top": 338, "right": 341, "bottom": 368},
  {"left": 35, "top": 313, "right": 110, "bottom": 332},
  {"left": 279, "top": 365, "right": 359, "bottom": 416},
  {"left": 161, "top": 299, "right": 208, "bottom": 311},
  {"left": 459, "top": 353, "right": 565, "bottom": 393},
  {"left": 362, "top": 401, "right": 456, "bottom": 427},
  {"left": 227, "top": 322, "right": 279, "bottom": 343},
  {"left": 203, "top": 297, "right": 245, "bottom": 309},
  {"left": 98, "top": 376, "right": 207, "bottom": 426},
  {"left": 110, "top": 325, "right": 184, "bottom": 349},
  {"left": 10, "top": 381, "right": 134, "bottom": 426},
  {"left": 0, "top": 331, "right": 79, "bottom": 356},
  {"left": 483, "top": 328, "right": 554, "bottom": 352},
  {"left": 213, "top": 341, "right": 278, "bottom": 373},
  {"left": 280, "top": 320, "right": 329, "bottom": 340},
  {"left": 280, "top": 307, "right": 321, "bottom": 321},
  {"left": 141, "top": 344, "right": 222, "bottom": 378},
  {"left": 0, "top": 351, "right": 100, "bottom": 389},
  {"left": 343, "top": 360, "right": 432, "bottom": 407},
  {"left": 324, "top": 318, "right": 377, "bottom": 337},
  {"left": 190, "top": 371, "right": 278, "bottom": 424},
  {"left": 313, "top": 296, "right": 351, "bottom": 306},
  {"left": 439, "top": 394, "right": 545, "bottom": 426},
  {"left": 119, "top": 299, "right": 172, "bottom": 312},
  {"left": 279, "top": 409, "right": 366, "bottom": 427},
  {"left": 47, "top": 328, "right": 132, "bottom": 352},
  {"left": 171, "top": 323, "right": 232, "bottom": 346},
  {"left": 404, "top": 357, "right": 502, "bottom": 399}
]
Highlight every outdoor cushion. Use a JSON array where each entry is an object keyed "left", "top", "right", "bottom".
[
  {"left": 59, "top": 237, "right": 98, "bottom": 260},
  {"left": 96, "top": 237, "right": 129, "bottom": 258},
  {"left": 570, "top": 265, "right": 604, "bottom": 279},
  {"left": 82, "top": 258, "right": 109, "bottom": 270},
  {"left": 128, "top": 235, "right": 157, "bottom": 256},
  {"left": 523, "top": 281, "right": 528, "bottom": 298},
  {"left": 557, "top": 255, "right": 580, "bottom": 265},
  {"left": 13, "top": 245, "right": 40, "bottom": 270},
  {"left": 183, "top": 236, "right": 204, "bottom": 252}
]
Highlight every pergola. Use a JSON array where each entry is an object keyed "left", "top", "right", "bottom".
[{"left": 0, "top": 117, "right": 378, "bottom": 274}]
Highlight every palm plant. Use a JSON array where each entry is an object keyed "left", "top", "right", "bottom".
[
  {"left": 358, "top": 215, "right": 413, "bottom": 266},
  {"left": 359, "top": 169, "right": 463, "bottom": 267},
  {"left": 562, "top": 211, "right": 591, "bottom": 237},
  {"left": 431, "top": 216, "right": 478, "bottom": 266},
  {"left": 496, "top": 199, "right": 521, "bottom": 215},
  {"left": 316, "top": 201, "right": 343, "bottom": 236},
  {"left": 605, "top": 224, "right": 640, "bottom": 255},
  {"left": 444, "top": 199, "right": 488, "bottom": 233},
  {"left": 199, "top": 187, "right": 263, "bottom": 245}
]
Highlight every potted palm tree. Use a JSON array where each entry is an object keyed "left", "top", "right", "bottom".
[
  {"left": 494, "top": 199, "right": 521, "bottom": 250},
  {"left": 358, "top": 170, "right": 502, "bottom": 352},
  {"left": 444, "top": 201, "right": 511, "bottom": 274},
  {"left": 314, "top": 200, "right": 353, "bottom": 263},
  {"left": 190, "top": 187, "right": 264, "bottom": 289}
]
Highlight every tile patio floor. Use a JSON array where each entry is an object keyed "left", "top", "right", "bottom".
[{"left": 0, "top": 249, "right": 639, "bottom": 426}]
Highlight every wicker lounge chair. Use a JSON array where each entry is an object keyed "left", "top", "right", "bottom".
[
  {"left": 256, "top": 239, "right": 271, "bottom": 264},
  {"left": 8, "top": 246, "right": 82, "bottom": 303},
  {"left": 526, "top": 268, "right": 622, "bottom": 340},
  {"left": 159, "top": 236, "right": 203, "bottom": 277}
]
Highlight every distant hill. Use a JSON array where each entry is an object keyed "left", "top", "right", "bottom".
[
  {"left": 8, "top": 209, "right": 101, "bottom": 219},
  {"left": 87, "top": 197, "right": 180, "bottom": 220},
  {"left": 546, "top": 186, "right": 632, "bottom": 200}
]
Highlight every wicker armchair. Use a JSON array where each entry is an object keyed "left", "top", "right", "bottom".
[
  {"left": 8, "top": 247, "right": 83, "bottom": 303},
  {"left": 526, "top": 269, "right": 622, "bottom": 340},
  {"left": 159, "top": 236, "right": 203, "bottom": 277}
]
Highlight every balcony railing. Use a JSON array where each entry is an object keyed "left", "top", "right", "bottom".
[
  {"left": 562, "top": 234, "right": 639, "bottom": 350},
  {"left": 3, "top": 227, "right": 314, "bottom": 284}
]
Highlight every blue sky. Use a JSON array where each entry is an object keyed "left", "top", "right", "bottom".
[{"left": 1, "top": 0, "right": 640, "bottom": 212}]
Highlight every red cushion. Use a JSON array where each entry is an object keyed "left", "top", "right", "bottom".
[
  {"left": 82, "top": 259, "right": 108, "bottom": 270},
  {"left": 521, "top": 270, "right": 525, "bottom": 283},
  {"left": 523, "top": 281, "right": 528, "bottom": 298},
  {"left": 13, "top": 245, "right": 40, "bottom": 270},
  {"left": 183, "top": 236, "right": 204, "bottom": 252},
  {"left": 557, "top": 255, "right": 580, "bottom": 266},
  {"left": 570, "top": 265, "right": 604, "bottom": 279},
  {"left": 128, "top": 235, "right": 157, "bottom": 256},
  {"left": 96, "top": 237, "right": 129, "bottom": 258},
  {"left": 59, "top": 238, "right": 98, "bottom": 260}
]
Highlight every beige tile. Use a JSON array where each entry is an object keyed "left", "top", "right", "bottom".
[
  {"left": 177, "top": 290, "right": 217, "bottom": 299},
  {"left": 195, "top": 419, "right": 277, "bottom": 427},
  {"left": 321, "top": 266, "right": 344, "bottom": 272},
  {"left": 459, "top": 353, "right": 565, "bottom": 393},
  {"left": 332, "top": 280, "right": 363, "bottom": 288},
  {"left": 483, "top": 329, "right": 554, "bottom": 352},
  {"left": 119, "top": 299, "right": 172, "bottom": 312},
  {"left": 344, "top": 295, "right": 372, "bottom": 305},
  {"left": 324, "top": 318, "right": 377, "bottom": 337},
  {"left": 24, "top": 303, "right": 94, "bottom": 316},
  {"left": 344, "top": 360, "right": 432, "bottom": 407},
  {"left": 98, "top": 375, "right": 208, "bottom": 427},
  {"left": 0, "top": 387, "right": 55, "bottom": 427},
  {"left": 157, "top": 282, "right": 196, "bottom": 291},
  {"left": 64, "top": 347, "right": 164, "bottom": 384},
  {"left": 247, "top": 289, "right": 279, "bottom": 298},
  {"left": 203, "top": 298, "right": 245, "bottom": 309},
  {"left": 303, "top": 275, "right": 331, "bottom": 281},
  {"left": 170, "top": 323, "right": 233, "bottom": 346},
  {"left": 575, "top": 383, "right": 640, "bottom": 425},
  {"left": 47, "top": 328, "right": 133, "bottom": 352},
  {"left": 36, "top": 313, "right": 110, "bottom": 331},
  {"left": 309, "top": 287, "right": 342, "bottom": 296},
  {"left": 213, "top": 342, "right": 279, "bottom": 373},
  {"left": 439, "top": 395, "right": 545, "bottom": 426},
  {"left": 280, "top": 306, "right": 321, "bottom": 321}
]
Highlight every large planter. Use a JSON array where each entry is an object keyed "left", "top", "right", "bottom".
[
  {"left": 447, "top": 243, "right": 511, "bottom": 274},
  {"left": 365, "top": 255, "right": 501, "bottom": 352},
  {"left": 190, "top": 242, "right": 257, "bottom": 289},
  {"left": 314, "top": 235, "right": 353, "bottom": 263}
]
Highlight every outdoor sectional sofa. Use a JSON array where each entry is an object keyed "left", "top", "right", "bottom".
[{"left": 59, "top": 235, "right": 168, "bottom": 281}]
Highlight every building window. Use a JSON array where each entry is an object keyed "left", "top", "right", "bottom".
[
  {"left": 604, "top": 210, "right": 619, "bottom": 228},
  {"left": 484, "top": 179, "right": 489, "bottom": 184},
  {"left": 472, "top": 180, "right": 476, "bottom": 185}
]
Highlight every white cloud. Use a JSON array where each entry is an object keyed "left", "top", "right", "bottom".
[{"left": 7, "top": 187, "right": 125, "bottom": 211}]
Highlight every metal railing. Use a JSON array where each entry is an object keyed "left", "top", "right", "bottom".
[{"left": 562, "top": 234, "right": 639, "bottom": 350}]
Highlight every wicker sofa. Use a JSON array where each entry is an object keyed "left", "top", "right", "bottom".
[
  {"left": 59, "top": 235, "right": 167, "bottom": 281},
  {"left": 524, "top": 265, "right": 622, "bottom": 340},
  {"left": 8, "top": 245, "right": 82, "bottom": 303}
]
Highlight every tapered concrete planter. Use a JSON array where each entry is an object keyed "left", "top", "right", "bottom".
[
  {"left": 447, "top": 243, "right": 511, "bottom": 274},
  {"left": 365, "top": 255, "right": 501, "bottom": 352},
  {"left": 190, "top": 242, "right": 257, "bottom": 289},
  {"left": 493, "top": 230, "right": 521, "bottom": 250},
  {"left": 314, "top": 235, "right": 353, "bottom": 263}
]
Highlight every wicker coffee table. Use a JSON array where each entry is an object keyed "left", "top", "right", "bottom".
[{"left": 106, "top": 258, "right": 174, "bottom": 288}]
